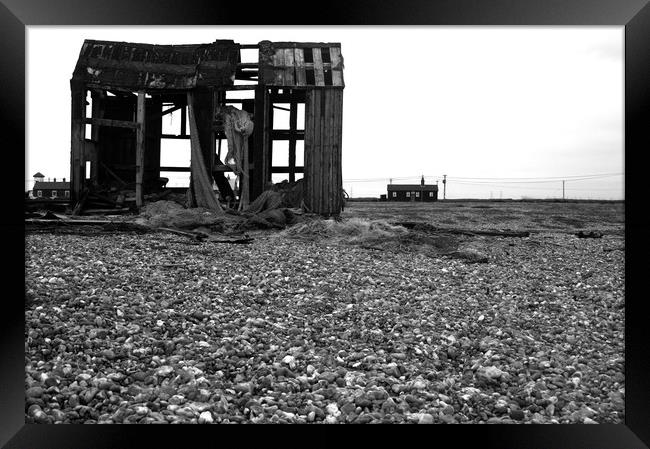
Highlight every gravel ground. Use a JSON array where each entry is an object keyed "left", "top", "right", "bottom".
[{"left": 25, "top": 203, "right": 625, "bottom": 424}]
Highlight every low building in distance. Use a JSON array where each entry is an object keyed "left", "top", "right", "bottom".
[
  {"left": 387, "top": 176, "right": 438, "bottom": 201},
  {"left": 30, "top": 172, "right": 70, "bottom": 200}
]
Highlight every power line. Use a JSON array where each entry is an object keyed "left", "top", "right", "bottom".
[
  {"left": 447, "top": 172, "right": 622, "bottom": 181},
  {"left": 343, "top": 173, "right": 623, "bottom": 183}
]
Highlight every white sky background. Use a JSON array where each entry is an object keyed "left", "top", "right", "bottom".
[{"left": 26, "top": 26, "right": 624, "bottom": 199}]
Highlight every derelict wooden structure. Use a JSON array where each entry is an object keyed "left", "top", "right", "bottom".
[{"left": 70, "top": 39, "right": 344, "bottom": 215}]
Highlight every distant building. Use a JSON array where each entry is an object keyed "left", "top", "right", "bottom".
[
  {"left": 31, "top": 173, "right": 70, "bottom": 200},
  {"left": 387, "top": 176, "right": 438, "bottom": 202}
]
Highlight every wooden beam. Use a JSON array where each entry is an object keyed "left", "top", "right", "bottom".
[
  {"left": 289, "top": 101, "right": 297, "bottom": 183},
  {"left": 159, "top": 166, "right": 190, "bottom": 172},
  {"left": 222, "top": 85, "right": 259, "bottom": 91},
  {"left": 160, "top": 104, "right": 184, "bottom": 118},
  {"left": 271, "top": 166, "right": 304, "bottom": 173},
  {"left": 70, "top": 83, "right": 86, "bottom": 205},
  {"left": 270, "top": 42, "right": 341, "bottom": 49},
  {"left": 161, "top": 134, "right": 191, "bottom": 140},
  {"left": 312, "top": 48, "right": 325, "bottom": 86},
  {"left": 330, "top": 47, "right": 344, "bottom": 86},
  {"left": 180, "top": 105, "right": 187, "bottom": 136},
  {"left": 82, "top": 117, "right": 138, "bottom": 129},
  {"left": 135, "top": 91, "right": 146, "bottom": 208},
  {"left": 271, "top": 130, "right": 305, "bottom": 140},
  {"left": 294, "top": 48, "right": 306, "bottom": 87}
]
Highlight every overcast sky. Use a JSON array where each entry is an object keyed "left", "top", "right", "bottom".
[{"left": 26, "top": 26, "right": 624, "bottom": 199}]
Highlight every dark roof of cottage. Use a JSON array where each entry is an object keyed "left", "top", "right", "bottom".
[
  {"left": 33, "top": 172, "right": 45, "bottom": 178},
  {"left": 387, "top": 184, "right": 438, "bottom": 191},
  {"left": 259, "top": 41, "right": 344, "bottom": 88},
  {"left": 33, "top": 181, "right": 70, "bottom": 190},
  {"left": 72, "top": 39, "right": 240, "bottom": 91}
]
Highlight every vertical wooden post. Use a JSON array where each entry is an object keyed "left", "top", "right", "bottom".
[
  {"left": 70, "top": 82, "right": 86, "bottom": 205},
  {"left": 180, "top": 105, "right": 187, "bottom": 136},
  {"left": 135, "top": 91, "right": 146, "bottom": 208},
  {"left": 89, "top": 90, "right": 105, "bottom": 185},
  {"left": 253, "top": 85, "right": 269, "bottom": 195},
  {"left": 288, "top": 99, "right": 297, "bottom": 183}
]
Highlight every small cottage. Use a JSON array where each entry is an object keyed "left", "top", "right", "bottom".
[
  {"left": 387, "top": 177, "right": 438, "bottom": 202},
  {"left": 31, "top": 173, "right": 70, "bottom": 199}
]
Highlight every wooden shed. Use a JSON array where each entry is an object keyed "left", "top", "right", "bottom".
[{"left": 69, "top": 39, "right": 345, "bottom": 216}]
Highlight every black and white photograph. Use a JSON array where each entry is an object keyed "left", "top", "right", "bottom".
[{"left": 24, "top": 25, "right": 626, "bottom": 426}]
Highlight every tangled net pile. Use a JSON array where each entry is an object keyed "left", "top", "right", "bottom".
[
  {"left": 282, "top": 218, "right": 408, "bottom": 246},
  {"left": 138, "top": 201, "right": 224, "bottom": 229},
  {"left": 281, "top": 217, "right": 470, "bottom": 258}
]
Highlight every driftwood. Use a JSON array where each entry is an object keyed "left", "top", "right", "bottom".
[
  {"left": 157, "top": 227, "right": 253, "bottom": 244},
  {"left": 25, "top": 218, "right": 152, "bottom": 235},
  {"left": 396, "top": 221, "right": 531, "bottom": 238},
  {"left": 81, "top": 208, "right": 131, "bottom": 215}
]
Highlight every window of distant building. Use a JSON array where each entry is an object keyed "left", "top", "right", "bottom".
[
  {"left": 392, "top": 192, "right": 396, "bottom": 198},
  {"left": 65, "top": 190, "right": 70, "bottom": 197},
  {"left": 37, "top": 190, "right": 42, "bottom": 197},
  {"left": 429, "top": 192, "right": 434, "bottom": 197},
  {"left": 51, "top": 190, "right": 57, "bottom": 198},
  {"left": 416, "top": 192, "right": 420, "bottom": 197},
  {"left": 406, "top": 192, "right": 410, "bottom": 197}
]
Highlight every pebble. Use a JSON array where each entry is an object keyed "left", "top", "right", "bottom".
[
  {"left": 418, "top": 413, "right": 435, "bottom": 424},
  {"left": 24, "top": 226, "right": 625, "bottom": 425},
  {"left": 510, "top": 409, "right": 525, "bottom": 421},
  {"left": 26, "top": 386, "right": 44, "bottom": 398},
  {"left": 326, "top": 403, "right": 340, "bottom": 416},
  {"left": 324, "top": 415, "right": 338, "bottom": 424},
  {"left": 198, "top": 411, "right": 214, "bottom": 424}
]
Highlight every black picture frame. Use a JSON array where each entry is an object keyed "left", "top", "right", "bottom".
[{"left": 2, "top": 1, "right": 649, "bottom": 447}]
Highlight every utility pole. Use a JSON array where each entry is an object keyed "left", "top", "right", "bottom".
[
  {"left": 562, "top": 180, "right": 565, "bottom": 200},
  {"left": 442, "top": 174, "right": 447, "bottom": 200}
]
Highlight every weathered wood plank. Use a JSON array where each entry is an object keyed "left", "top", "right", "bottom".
[
  {"left": 270, "top": 166, "right": 305, "bottom": 173},
  {"left": 294, "top": 48, "right": 306, "bottom": 86},
  {"left": 288, "top": 101, "right": 297, "bottom": 183},
  {"left": 180, "top": 105, "right": 187, "bottom": 136},
  {"left": 313, "top": 90, "right": 322, "bottom": 213},
  {"left": 273, "top": 49, "right": 285, "bottom": 86},
  {"left": 329, "top": 47, "right": 343, "bottom": 86},
  {"left": 312, "top": 48, "right": 325, "bottom": 86},
  {"left": 304, "top": 90, "right": 314, "bottom": 211},
  {"left": 70, "top": 84, "right": 86, "bottom": 206},
  {"left": 135, "top": 91, "right": 146, "bottom": 208},
  {"left": 321, "top": 90, "right": 330, "bottom": 214},
  {"left": 334, "top": 90, "right": 344, "bottom": 213},
  {"left": 283, "top": 48, "right": 295, "bottom": 86},
  {"left": 325, "top": 90, "right": 334, "bottom": 214},
  {"left": 266, "top": 90, "right": 274, "bottom": 185},
  {"left": 271, "top": 42, "right": 341, "bottom": 49}
]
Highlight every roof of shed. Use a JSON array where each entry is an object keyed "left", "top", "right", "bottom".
[
  {"left": 387, "top": 184, "right": 439, "bottom": 191},
  {"left": 259, "top": 41, "right": 344, "bottom": 88},
  {"left": 72, "top": 39, "right": 240, "bottom": 91},
  {"left": 34, "top": 181, "right": 70, "bottom": 190}
]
